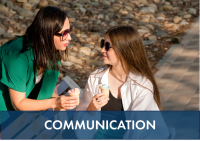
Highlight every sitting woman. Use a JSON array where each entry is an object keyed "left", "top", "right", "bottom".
[
  {"left": 77, "top": 25, "right": 161, "bottom": 112},
  {"left": 75, "top": 26, "right": 169, "bottom": 139}
]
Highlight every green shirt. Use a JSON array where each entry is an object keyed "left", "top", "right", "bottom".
[{"left": 0, "top": 37, "right": 60, "bottom": 111}]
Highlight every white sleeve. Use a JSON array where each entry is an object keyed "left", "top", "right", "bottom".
[
  {"left": 76, "top": 75, "right": 94, "bottom": 111},
  {"left": 124, "top": 78, "right": 170, "bottom": 139},
  {"left": 130, "top": 78, "right": 159, "bottom": 111}
]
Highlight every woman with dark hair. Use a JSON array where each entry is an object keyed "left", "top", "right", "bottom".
[
  {"left": 75, "top": 26, "right": 169, "bottom": 139},
  {"left": 0, "top": 6, "right": 79, "bottom": 111}
]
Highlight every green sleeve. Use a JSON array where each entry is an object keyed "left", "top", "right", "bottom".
[{"left": 0, "top": 53, "right": 28, "bottom": 92}]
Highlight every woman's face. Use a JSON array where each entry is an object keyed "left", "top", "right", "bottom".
[
  {"left": 54, "top": 18, "right": 71, "bottom": 50},
  {"left": 101, "top": 35, "right": 120, "bottom": 66}
]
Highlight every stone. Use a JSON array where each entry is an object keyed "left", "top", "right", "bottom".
[
  {"left": 23, "top": 3, "right": 32, "bottom": 10},
  {"left": 47, "top": 0, "right": 59, "bottom": 6},
  {"left": 125, "top": 13, "right": 134, "bottom": 19},
  {"left": 6, "top": 1, "right": 14, "bottom": 9},
  {"left": 164, "top": 23, "right": 175, "bottom": 27},
  {"left": 79, "top": 7, "right": 86, "bottom": 13},
  {"left": 74, "top": 64, "right": 83, "bottom": 69},
  {"left": 172, "top": 36, "right": 181, "bottom": 43},
  {"left": 147, "top": 35, "right": 157, "bottom": 41},
  {"left": 139, "top": 0, "right": 148, "bottom": 5},
  {"left": 97, "top": 14, "right": 104, "bottom": 19},
  {"left": 0, "top": 0, "right": 7, "bottom": 5},
  {"left": 144, "top": 24, "right": 154, "bottom": 30},
  {"left": 154, "top": 0, "right": 160, "bottom": 2},
  {"left": 68, "top": 56, "right": 82, "bottom": 65},
  {"left": 119, "top": 9, "right": 128, "bottom": 15},
  {"left": 142, "top": 40, "right": 156, "bottom": 46},
  {"left": 68, "top": 72, "right": 76, "bottom": 78},
  {"left": 28, "top": 0, "right": 40, "bottom": 3},
  {"left": 16, "top": 0, "right": 27, "bottom": 2},
  {"left": 140, "top": 7, "right": 155, "bottom": 13},
  {"left": 156, "top": 30, "right": 168, "bottom": 38},
  {"left": 159, "top": 5, "right": 173, "bottom": 11},
  {"left": 79, "top": 47, "right": 91, "bottom": 56},
  {"left": 91, "top": 25, "right": 101, "bottom": 32},
  {"left": 17, "top": 8, "right": 34, "bottom": 17},
  {"left": 2, "top": 33, "right": 14, "bottom": 39},
  {"left": 139, "top": 15, "right": 151, "bottom": 23},
  {"left": 109, "top": 21, "right": 118, "bottom": 26},
  {"left": 61, "top": 61, "right": 74, "bottom": 67},
  {"left": 124, "top": 5, "right": 133, "bottom": 11},
  {"left": 73, "top": 47, "right": 78, "bottom": 52},
  {"left": 156, "top": 13, "right": 165, "bottom": 18},
  {"left": 173, "top": 16, "right": 182, "bottom": 24},
  {"left": 183, "top": 14, "right": 191, "bottom": 19},
  {"left": 84, "top": 44, "right": 94, "bottom": 49},
  {"left": 188, "top": 8, "right": 197, "bottom": 15},
  {"left": 148, "top": 3, "right": 157, "bottom": 11},
  {"left": 90, "top": 2, "right": 100, "bottom": 6},
  {"left": 180, "top": 19, "right": 188, "bottom": 26},
  {"left": 86, "top": 60, "right": 104, "bottom": 66},
  {"left": 90, "top": 49, "right": 99, "bottom": 57},
  {"left": 101, "top": 0, "right": 111, "bottom": 5},
  {"left": 0, "top": 4, "right": 8, "bottom": 13},
  {"left": 164, "top": 2, "right": 171, "bottom": 5},
  {"left": 0, "top": 27, "right": 5, "bottom": 36},
  {"left": 38, "top": 0, "right": 48, "bottom": 8},
  {"left": 138, "top": 29, "right": 149, "bottom": 35},
  {"left": 157, "top": 17, "right": 166, "bottom": 20}
]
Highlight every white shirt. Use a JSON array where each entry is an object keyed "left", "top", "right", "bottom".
[
  {"left": 76, "top": 67, "right": 159, "bottom": 111},
  {"left": 36, "top": 72, "right": 44, "bottom": 84}
]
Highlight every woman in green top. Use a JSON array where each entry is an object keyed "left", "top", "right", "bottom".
[{"left": 0, "top": 6, "right": 79, "bottom": 111}]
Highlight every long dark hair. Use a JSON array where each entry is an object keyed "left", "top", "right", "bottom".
[
  {"left": 98, "top": 26, "right": 161, "bottom": 110},
  {"left": 22, "top": 6, "right": 68, "bottom": 71}
]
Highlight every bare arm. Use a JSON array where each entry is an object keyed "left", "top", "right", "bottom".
[{"left": 9, "top": 88, "right": 79, "bottom": 111}]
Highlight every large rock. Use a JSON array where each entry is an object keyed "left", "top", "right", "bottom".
[
  {"left": 16, "top": 0, "right": 27, "bottom": 2},
  {"left": 180, "top": 19, "right": 188, "bottom": 26},
  {"left": 183, "top": 14, "right": 191, "bottom": 19},
  {"left": 68, "top": 56, "right": 82, "bottom": 65},
  {"left": 139, "top": 0, "right": 148, "bottom": 5},
  {"left": 109, "top": 21, "right": 118, "bottom": 26},
  {"left": 79, "top": 7, "right": 86, "bottom": 13},
  {"left": 17, "top": 8, "right": 34, "bottom": 17},
  {"left": 159, "top": 5, "right": 173, "bottom": 11},
  {"left": 61, "top": 61, "right": 74, "bottom": 67},
  {"left": 156, "top": 30, "right": 168, "bottom": 38},
  {"left": 0, "top": 4, "right": 8, "bottom": 13},
  {"left": 0, "top": 27, "right": 6, "bottom": 36},
  {"left": 0, "top": 0, "right": 7, "bottom": 5},
  {"left": 47, "top": 0, "right": 59, "bottom": 6},
  {"left": 28, "top": 0, "right": 40, "bottom": 3},
  {"left": 144, "top": 24, "right": 154, "bottom": 30},
  {"left": 173, "top": 16, "right": 182, "bottom": 24},
  {"left": 38, "top": 0, "right": 48, "bottom": 8},
  {"left": 147, "top": 35, "right": 157, "bottom": 41},
  {"left": 140, "top": 7, "right": 155, "bottom": 13},
  {"left": 23, "top": 3, "right": 32, "bottom": 10},
  {"left": 188, "top": 8, "right": 197, "bottom": 15},
  {"left": 79, "top": 47, "right": 91, "bottom": 56},
  {"left": 156, "top": 13, "right": 165, "bottom": 18},
  {"left": 119, "top": 9, "right": 128, "bottom": 15}
]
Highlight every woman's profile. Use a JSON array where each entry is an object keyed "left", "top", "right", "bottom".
[{"left": 0, "top": 6, "right": 79, "bottom": 112}]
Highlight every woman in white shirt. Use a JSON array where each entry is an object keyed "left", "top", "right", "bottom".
[
  {"left": 74, "top": 26, "right": 169, "bottom": 139},
  {"left": 76, "top": 26, "right": 161, "bottom": 111}
]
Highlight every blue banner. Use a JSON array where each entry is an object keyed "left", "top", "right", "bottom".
[{"left": 0, "top": 111, "right": 199, "bottom": 139}]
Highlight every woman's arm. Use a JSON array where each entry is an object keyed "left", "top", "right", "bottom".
[{"left": 9, "top": 88, "right": 79, "bottom": 111}]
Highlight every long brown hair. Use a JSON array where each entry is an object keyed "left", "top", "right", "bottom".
[{"left": 98, "top": 26, "right": 161, "bottom": 110}]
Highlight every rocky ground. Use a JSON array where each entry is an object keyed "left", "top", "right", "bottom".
[{"left": 0, "top": 0, "right": 199, "bottom": 88}]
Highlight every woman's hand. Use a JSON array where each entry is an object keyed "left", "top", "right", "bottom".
[
  {"left": 52, "top": 95, "right": 79, "bottom": 110},
  {"left": 87, "top": 93, "right": 109, "bottom": 111}
]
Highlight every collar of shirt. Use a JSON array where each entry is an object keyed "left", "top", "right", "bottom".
[{"left": 94, "top": 67, "right": 142, "bottom": 86}]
